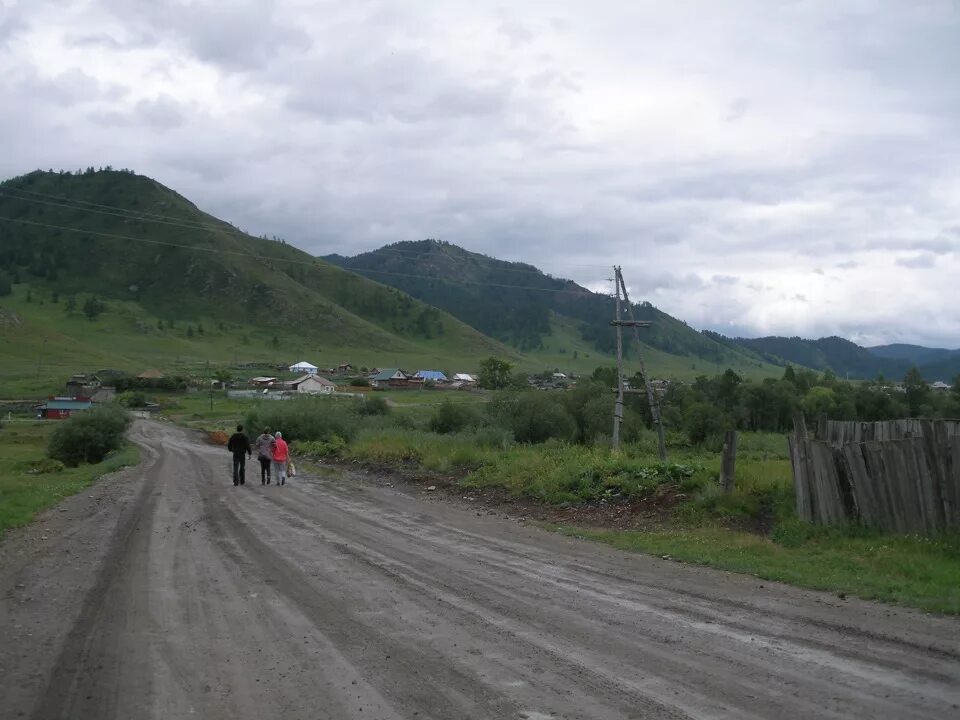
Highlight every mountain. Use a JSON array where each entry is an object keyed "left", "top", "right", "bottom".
[
  {"left": 323, "top": 240, "right": 777, "bottom": 374},
  {"left": 867, "top": 344, "right": 960, "bottom": 365},
  {"left": 732, "top": 336, "right": 960, "bottom": 382},
  {"left": 0, "top": 169, "right": 516, "bottom": 393}
]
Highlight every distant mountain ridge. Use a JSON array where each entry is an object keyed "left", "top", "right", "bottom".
[
  {"left": 735, "top": 336, "right": 960, "bottom": 381},
  {"left": 326, "top": 241, "right": 960, "bottom": 382},
  {"left": 324, "top": 240, "right": 778, "bottom": 373}
]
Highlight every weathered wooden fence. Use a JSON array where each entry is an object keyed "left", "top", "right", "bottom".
[{"left": 789, "top": 417, "right": 960, "bottom": 534}]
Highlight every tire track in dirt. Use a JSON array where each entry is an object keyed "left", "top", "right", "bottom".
[{"left": 4, "top": 421, "right": 959, "bottom": 720}]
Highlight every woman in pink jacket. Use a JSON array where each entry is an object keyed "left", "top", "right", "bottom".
[{"left": 271, "top": 431, "right": 290, "bottom": 486}]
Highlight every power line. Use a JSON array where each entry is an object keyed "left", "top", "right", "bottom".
[
  {"left": 0, "top": 214, "right": 615, "bottom": 298},
  {"left": 0, "top": 189, "right": 227, "bottom": 234},
  {"left": 0, "top": 184, "right": 223, "bottom": 230},
  {"left": 0, "top": 186, "right": 611, "bottom": 280}
]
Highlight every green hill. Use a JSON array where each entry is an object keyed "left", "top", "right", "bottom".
[
  {"left": 323, "top": 240, "right": 779, "bottom": 377},
  {"left": 0, "top": 169, "right": 518, "bottom": 396},
  {"left": 734, "top": 336, "right": 960, "bottom": 382}
]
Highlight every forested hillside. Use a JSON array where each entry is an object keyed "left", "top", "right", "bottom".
[
  {"left": 325, "top": 240, "right": 771, "bottom": 370},
  {"left": 734, "top": 335, "right": 960, "bottom": 381},
  {"left": 0, "top": 169, "right": 512, "bottom": 361}
]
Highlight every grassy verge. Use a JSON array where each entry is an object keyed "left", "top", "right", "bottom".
[
  {"left": 330, "top": 426, "right": 960, "bottom": 614},
  {"left": 548, "top": 524, "right": 960, "bottom": 615},
  {"left": 0, "top": 421, "right": 139, "bottom": 536}
]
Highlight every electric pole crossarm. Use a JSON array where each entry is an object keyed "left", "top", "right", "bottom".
[{"left": 616, "top": 269, "right": 668, "bottom": 461}]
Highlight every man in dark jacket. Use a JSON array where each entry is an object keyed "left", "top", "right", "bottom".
[{"left": 227, "top": 424, "right": 252, "bottom": 486}]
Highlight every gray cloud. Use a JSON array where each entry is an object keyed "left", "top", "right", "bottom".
[
  {"left": 1, "top": 0, "right": 959, "bottom": 346},
  {"left": 895, "top": 253, "right": 938, "bottom": 269}
]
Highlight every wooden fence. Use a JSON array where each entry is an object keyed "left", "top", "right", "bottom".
[{"left": 789, "top": 417, "right": 960, "bottom": 534}]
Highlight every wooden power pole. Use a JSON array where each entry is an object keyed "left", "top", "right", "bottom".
[
  {"left": 610, "top": 266, "right": 668, "bottom": 460},
  {"left": 612, "top": 268, "right": 625, "bottom": 449}
]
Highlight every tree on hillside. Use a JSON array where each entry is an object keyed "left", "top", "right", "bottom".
[
  {"left": 186, "top": 325, "right": 194, "bottom": 338},
  {"left": 82, "top": 295, "right": 106, "bottom": 321},
  {"left": 64, "top": 295, "right": 76, "bottom": 312},
  {"left": 0, "top": 274, "right": 10, "bottom": 297},
  {"left": 478, "top": 356, "right": 514, "bottom": 390}
]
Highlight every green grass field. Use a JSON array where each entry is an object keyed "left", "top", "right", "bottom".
[
  {"left": 0, "top": 420, "right": 139, "bottom": 536},
  {"left": 552, "top": 524, "right": 960, "bottom": 614},
  {"left": 0, "top": 282, "right": 784, "bottom": 401},
  {"left": 0, "top": 284, "right": 522, "bottom": 399}
]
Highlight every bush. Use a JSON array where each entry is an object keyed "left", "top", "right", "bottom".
[
  {"left": 295, "top": 435, "right": 348, "bottom": 457},
  {"left": 244, "top": 398, "right": 361, "bottom": 443},
  {"left": 48, "top": 406, "right": 131, "bottom": 466},
  {"left": 357, "top": 396, "right": 389, "bottom": 416},
  {"left": 428, "top": 400, "right": 481, "bottom": 434},
  {"left": 29, "top": 458, "right": 65, "bottom": 474},
  {"left": 488, "top": 391, "right": 577, "bottom": 444},
  {"left": 117, "top": 391, "right": 149, "bottom": 408}
]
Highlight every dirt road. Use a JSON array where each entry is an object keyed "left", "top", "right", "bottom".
[{"left": 1, "top": 421, "right": 958, "bottom": 719}]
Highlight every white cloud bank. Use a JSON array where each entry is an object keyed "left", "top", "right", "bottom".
[{"left": 1, "top": 0, "right": 958, "bottom": 346}]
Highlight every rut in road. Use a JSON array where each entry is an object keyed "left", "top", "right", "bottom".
[{"left": 12, "top": 421, "right": 960, "bottom": 719}]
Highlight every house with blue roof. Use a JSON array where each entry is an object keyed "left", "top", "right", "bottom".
[{"left": 413, "top": 370, "right": 448, "bottom": 383}]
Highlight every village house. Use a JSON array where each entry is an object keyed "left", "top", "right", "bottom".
[
  {"left": 930, "top": 381, "right": 951, "bottom": 392},
  {"left": 65, "top": 373, "right": 115, "bottom": 403},
  {"left": 414, "top": 370, "right": 448, "bottom": 384},
  {"left": 36, "top": 396, "right": 93, "bottom": 420},
  {"left": 370, "top": 368, "right": 410, "bottom": 390},
  {"left": 288, "top": 374, "right": 336, "bottom": 395},
  {"left": 288, "top": 361, "right": 318, "bottom": 375},
  {"left": 248, "top": 376, "right": 278, "bottom": 388},
  {"left": 137, "top": 369, "right": 166, "bottom": 380},
  {"left": 452, "top": 373, "right": 476, "bottom": 384}
]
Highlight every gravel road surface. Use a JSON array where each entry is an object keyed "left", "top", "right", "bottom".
[{"left": 1, "top": 420, "right": 958, "bottom": 719}]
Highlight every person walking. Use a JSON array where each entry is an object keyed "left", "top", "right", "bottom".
[
  {"left": 227, "top": 424, "right": 252, "bottom": 486},
  {"left": 271, "top": 431, "right": 290, "bottom": 486},
  {"left": 254, "top": 427, "right": 275, "bottom": 485}
]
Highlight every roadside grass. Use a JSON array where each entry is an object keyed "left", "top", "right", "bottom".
[
  {"left": 548, "top": 524, "right": 960, "bottom": 615},
  {"left": 162, "top": 393, "right": 259, "bottom": 429},
  {"left": 329, "top": 425, "right": 960, "bottom": 614},
  {"left": 0, "top": 421, "right": 139, "bottom": 536}
]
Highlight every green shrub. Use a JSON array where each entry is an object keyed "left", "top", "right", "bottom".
[
  {"left": 357, "top": 396, "right": 389, "bottom": 416},
  {"left": 472, "top": 426, "right": 514, "bottom": 449},
  {"left": 244, "top": 398, "right": 360, "bottom": 443},
  {"left": 294, "top": 435, "right": 347, "bottom": 457},
  {"left": 117, "top": 391, "right": 149, "bottom": 408},
  {"left": 428, "top": 400, "right": 481, "bottom": 434},
  {"left": 488, "top": 391, "right": 577, "bottom": 444},
  {"left": 48, "top": 406, "right": 131, "bottom": 466},
  {"left": 30, "top": 458, "right": 66, "bottom": 474}
]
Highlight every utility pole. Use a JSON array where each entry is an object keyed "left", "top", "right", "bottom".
[
  {"left": 616, "top": 268, "right": 668, "bottom": 461},
  {"left": 612, "top": 267, "right": 625, "bottom": 450}
]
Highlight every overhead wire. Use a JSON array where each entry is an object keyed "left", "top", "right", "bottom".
[
  {"left": 0, "top": 185, "right": 614, "bottom": 278},
  {"left": 0, "top": 214, "right": 615, "bottom": 298}
]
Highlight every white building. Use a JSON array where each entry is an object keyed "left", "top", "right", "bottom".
[
  {"left": 290, "top": 374, "right": 335, "bottom": 394},
  {"left": 288, "top": 361, "right": 318, "bottom": 375}
]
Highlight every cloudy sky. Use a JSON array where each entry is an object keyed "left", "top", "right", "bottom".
[{"left": 2, "top": 1, "right": 958, "bottom": 347}]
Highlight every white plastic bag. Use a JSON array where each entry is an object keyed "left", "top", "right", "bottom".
[{"left": 287, "top": 461, "right": 297, "bottom": 477}]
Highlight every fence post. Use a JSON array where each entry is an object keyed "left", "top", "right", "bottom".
[{"left": 720, "top": 430, "right": 737, "bottom": 494}]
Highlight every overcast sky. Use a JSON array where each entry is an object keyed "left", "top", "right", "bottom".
[{"left": 2, "top": 1, "right": 958, "bottom": 347}]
